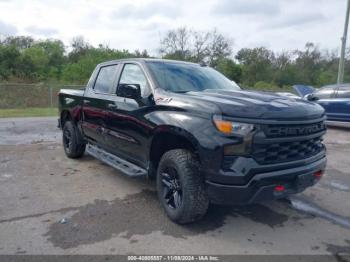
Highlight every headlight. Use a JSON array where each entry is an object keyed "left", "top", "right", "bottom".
[{"left": 213, "top": 115, "right": 255, "bottom": 136}]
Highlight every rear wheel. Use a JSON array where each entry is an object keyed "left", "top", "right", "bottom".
[
  {"left": 62, "top": 121, "right": 85, "bottom": 158},
  {"left": 157, "top": 149, "right": 209, "bottom": 224}
]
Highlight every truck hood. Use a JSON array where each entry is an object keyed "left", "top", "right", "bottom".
[{"left": 184, "top": 89, "right": 325, "bottom": 120}]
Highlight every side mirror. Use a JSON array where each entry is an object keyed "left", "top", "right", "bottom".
[
  {"left": 305, "top": 93, "right": 319, "bottom": 101},
  {"left": 117, "top": 84, "right": 141, "bottom": 100}
]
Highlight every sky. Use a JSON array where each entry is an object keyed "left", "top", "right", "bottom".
[{"left": 0, "top": 0, "right": 348, "bottom": 56}]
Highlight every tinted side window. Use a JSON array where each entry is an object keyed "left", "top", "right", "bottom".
[
  {"left": 94, "top": 65, "right": 118, "bottom": 94},
  {"left": 119, "top": 64, "right": 150, "bottom": 97},
  {"left": 314, "top": 88, "right": 335, "bottom": 99}
]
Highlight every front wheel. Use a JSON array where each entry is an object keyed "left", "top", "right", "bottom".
[{"left": 156, "top": 149, "right": 209, "bottom": 224}]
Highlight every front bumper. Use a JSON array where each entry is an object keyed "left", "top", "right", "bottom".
[{"left": 206, "top": 155, "right": 326, "bottom": 205}]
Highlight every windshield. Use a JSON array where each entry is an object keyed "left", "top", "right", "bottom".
[{"left": 146, "top": 61, "right": 241, "bottom": 93}]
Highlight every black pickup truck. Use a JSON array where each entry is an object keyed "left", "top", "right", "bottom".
[{"left": 58, "top": 58, "right": 327, "bottom": 224}]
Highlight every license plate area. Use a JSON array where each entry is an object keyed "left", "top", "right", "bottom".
[{"left": 296, "top": 173, "right": 314, "bottom": 188}]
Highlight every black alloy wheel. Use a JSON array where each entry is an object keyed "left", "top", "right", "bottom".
[
  {"left": 161, "top": 167, "right": 182, "bottom": 209},
  {"left": 63, "top": 128, "right": 72, "bottom": 154},
  {"left": 156, "top": 149, "right": 209, "bottom": 224},
  {"left": 62, "top": 121, "right": 86, "bottom": 158}
]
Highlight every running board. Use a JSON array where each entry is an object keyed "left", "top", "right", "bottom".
[{"left": 86, "top": 144, "right": 147, "bottom": 177}]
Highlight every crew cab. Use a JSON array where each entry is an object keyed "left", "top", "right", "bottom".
[{"left": 58, "top": 59, "right": 327, "bottom": 224}]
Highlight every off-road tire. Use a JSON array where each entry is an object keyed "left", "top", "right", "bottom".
[
  {"left": 62, "top": 121, "right": 86, "bottom": 158},
  {"left": 157, "top": 149, "right": 209, "bottom": 224}
]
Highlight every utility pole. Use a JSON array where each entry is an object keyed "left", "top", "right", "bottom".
[{"left": 337, "top": 0, "right": 350, "bottom": 84}]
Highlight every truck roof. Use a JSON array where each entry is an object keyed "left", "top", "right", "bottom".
[{"left": 97, "top": 58, "right": 200, "bottom": 67}]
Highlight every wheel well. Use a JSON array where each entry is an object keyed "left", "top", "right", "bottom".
[
  {"left": 60, "top": 110, "right": 72, "bottom": 127},
  {"left": 149, "top": 132, "right": 198, "bottom": 173}
]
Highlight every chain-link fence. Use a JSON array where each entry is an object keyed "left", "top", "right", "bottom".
[{"left": 0, "top": 83, "right": 85, "bottom": 109}]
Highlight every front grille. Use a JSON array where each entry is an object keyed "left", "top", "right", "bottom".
[
  {"left": 262, "top": 121, "right": 326, "bottom": 138},
  {"left": 252, "top": 136, "right": 324, "bottom": 164}
]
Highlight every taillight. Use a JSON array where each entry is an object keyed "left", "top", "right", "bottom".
[
  {"left": 274, "top": 185, "right": 285, "bottom": 192},
  {"left": 314, "top": 170, "right": 323, "bottom": 179}
]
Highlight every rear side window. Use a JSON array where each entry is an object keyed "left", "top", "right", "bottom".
[{"left": 94, "top": 65, "right": 118, "bottom": 94}]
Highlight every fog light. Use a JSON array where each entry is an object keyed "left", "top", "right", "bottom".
[
  {"left": 314, "top": 170, "right": 323, "bottom": 179},
  {"left": 274, "top": 185, "right": 285, "bottom": 192}
]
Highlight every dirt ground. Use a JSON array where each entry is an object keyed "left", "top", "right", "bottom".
[{"left": 0, "top": 117, "right": 349, "bottom": 257}]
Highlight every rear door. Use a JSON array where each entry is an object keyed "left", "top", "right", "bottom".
[
  {"left": 104, "top": 62, "right": 154, "bottom": 168},
  {"left": 81, "top": 64, "right": 121, "bottom": 146}
]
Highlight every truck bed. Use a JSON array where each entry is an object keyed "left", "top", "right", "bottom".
[
  {"left": 59, "top": 89, "right": 85, "bottom": 97},
  {"left": 58, "top": 89, "right": 85, "bottom": 121}
]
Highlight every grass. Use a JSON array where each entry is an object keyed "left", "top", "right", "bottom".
[{"left": 0, "top": 107, "right": 58, "bottom": 118}]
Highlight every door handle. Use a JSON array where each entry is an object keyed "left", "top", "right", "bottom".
[{"left": 107, "top": 103, "right": 118, "bottom": 109}]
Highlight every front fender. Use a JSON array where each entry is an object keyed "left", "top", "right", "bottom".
[{"left": 146, "top": 111, "right": 233, "bottom": 173}]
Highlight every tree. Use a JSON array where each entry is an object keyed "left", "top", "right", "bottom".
[
  {"left": 34, "top": 40, "right": 66, "bottom": 79},
  {"left": 68, "top": 36, "right": 91, "bottom": 63},
  {"left": 0, "top": 33, "right": 346, "bottom": 88},
  {"left": 192, "top": 31, "right": 210, "bottom": 62},
  {"left": 22, "top": 46, "right": 50, "bottom": 79},
  {"left": 62, "top": 45, "right": 136, "bottom": 83},
  {"left": 134, "top": 49, "right": 150, "bottom": 58},
  {"left": 160, "top": 27, "right": 232, "bottom": 65},
  {"left": 1, "top": 36, "right": 34, "bottom": 50},
  {"left": 236, "top": 47, "right": 275, "bottom": 86},
  {"left": 272, "top": 51, "right": 298, "bottom": 87},
  {"left": 206, "top": 29, "right": 232, "bottom": 67},
  {"left": 160, "top": 27, "right": 191, "bottom": 60},
  {"left": 215, "top": 58, "right": 242, "bottom": 82},
  {"left": 293, "top": 42, "right": 322, "bottom": 85},
  {"left": 0, "top": 45, "right": 21, "bottom": 80}
]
